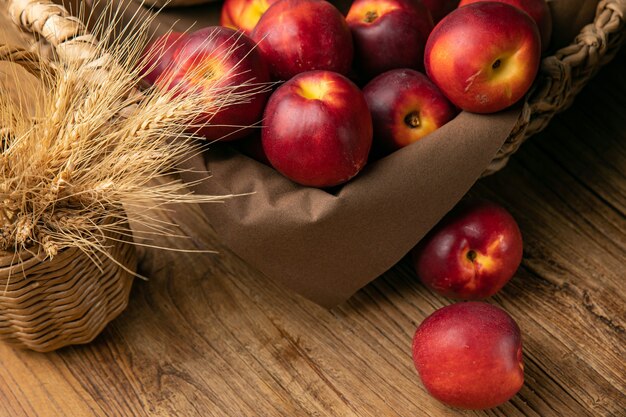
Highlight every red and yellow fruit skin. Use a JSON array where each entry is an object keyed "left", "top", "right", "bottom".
[
  {"left": 411, "top": 199, "right": 523, "bottom": 300},
  {"left": 459, "top": 0, "right": 551, "bottom": 52},
  {"left": 363, "top": 68, "right": 457, "bottom": 154},
  {"left": 162, "top": 27, "right": 271, "bottom": 142},
  {"left": 346, "top": 0, "right": 433, "bottom": 79},
  {"left": 424, "top": 2, "right": 541, "bottom": 113},
  {"left": 251, "top": 0, "right": 354, "bottom": 81},
  {"left": 412, "top": 302, "right": 524, "bottom": 410},
  {"left": 139, "top": 32, "right": 185, "bottom": 86},
  {"left": 261, "top": 70, "right": 372, "bottom": 188},
  {"left": 220, "top": 0, "right": 280, "bottom": 36}
]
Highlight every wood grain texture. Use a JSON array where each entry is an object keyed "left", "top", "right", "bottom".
[{"left": 1, "top": 32, "right": 625, "bottom": 417}]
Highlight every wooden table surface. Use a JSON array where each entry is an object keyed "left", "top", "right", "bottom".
[{"left": 1, "top": 22, "right": 625, "bottom": 417}]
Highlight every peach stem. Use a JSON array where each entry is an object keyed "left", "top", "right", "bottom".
[
  {"left": 404, "top": 111, "right": 421, "bottom": 128},
  {"left": 364, "top": 10, "right": 378, "bottom": 23}
]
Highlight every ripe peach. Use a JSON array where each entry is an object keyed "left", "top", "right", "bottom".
[
  {"left": 251, "top": 0, "right": 353, "bottom": 80},
  {"left": 424, "top": 2, "right": 541, "bottom": 113},
  {"left": 346, "top": 0, "right": 433, "bottom": 79},
  {"left": 363, "top": 69, "right": 457, "bottom": 154},
  {"left": 412, "top": 199, "right": 523, "bottom": 299},
  {"left": 261, "top": 70, "right": 372, "bottom": 187},
  {"left": 412, "top": 302, "right": 524, "bottom": 409}
]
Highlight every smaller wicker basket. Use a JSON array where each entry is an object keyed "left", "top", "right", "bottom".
[
  {"left": 0, "top": 9, "right": 138, "bottom": 352},
  {"left": 0, "top": 223, "right": 136, "bottom": 352}
]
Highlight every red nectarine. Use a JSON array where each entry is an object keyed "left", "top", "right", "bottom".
[
  {"left": 251, "top": 0, "right": 354, "bottom": 80},
  {"left": 261, "top": 70, "right": 372, "bottom": 187},
  {"left": 363, "top": 68, "right": 457, "bottom": 154},
  {"left": 458, "top": 0, "right": 551, "bottom": 52},
  {"left": 424, "top": 2, "right": 541, "bottom": 113},
  {"left": 346, "top": 0, "right": 433, "bottom": 79},
  {"left": 163, "top": 27, "right": 271, "bottom": 141},
  {"left": 412, "top": 302, "right": 524, "bottom": 409},
  {"left": 220, "top": 0, "right": 280, "bottom": 36},
  {"left": 139, "top": 32, "right": 185, "bottom": 86},
  {"left": 412, "top": 199, "right": 523, "bottom": 299}
]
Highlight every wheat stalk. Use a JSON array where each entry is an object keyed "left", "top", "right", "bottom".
[{"left": 0, "top": 1, "right": 266, "bottom": 263}]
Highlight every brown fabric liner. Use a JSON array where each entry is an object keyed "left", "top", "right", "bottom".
[{"left": 180, "top": 110, "right": 520, "bottom": 307}]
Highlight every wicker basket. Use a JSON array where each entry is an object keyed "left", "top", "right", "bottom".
[
  {"left": 0, "top": 223, "right": 136, "bottom": 352},
  {"left": 0, "top": 2, "right": 138, "bottom": 352}
]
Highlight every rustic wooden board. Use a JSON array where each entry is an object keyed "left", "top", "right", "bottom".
[{"left": 1, "top": 17, "right": 625, "bottom": 417}]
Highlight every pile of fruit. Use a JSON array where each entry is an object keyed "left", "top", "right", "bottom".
[
  {"left": 139, "top": 0, "right": 551, "bottom": 410},
  {"left": 140, "top": 0, "right": 549, "bottom": 188}
]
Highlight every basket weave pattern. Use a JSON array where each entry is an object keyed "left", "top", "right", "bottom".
[{"left": 0, "top": 222, "right": 136, "bottom": 352}]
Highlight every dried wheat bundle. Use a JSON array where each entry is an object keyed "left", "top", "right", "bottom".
[{"left": 0, "top": 1, "right": 266, "bottom": 266}]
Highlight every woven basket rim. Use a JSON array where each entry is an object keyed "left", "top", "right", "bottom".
[
  {"left": 0, "top": 211, "right": 122, "bottom": 270},
  {"left": 0, "top": 43, "right": 54, "bottom": 77}
]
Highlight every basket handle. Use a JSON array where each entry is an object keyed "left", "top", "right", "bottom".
[
  {"left": 7, "top": 0, "right": 146, "bottom": 118},
  {"left": 8, "top": 0, "right": 100, "bottom": 65}
]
